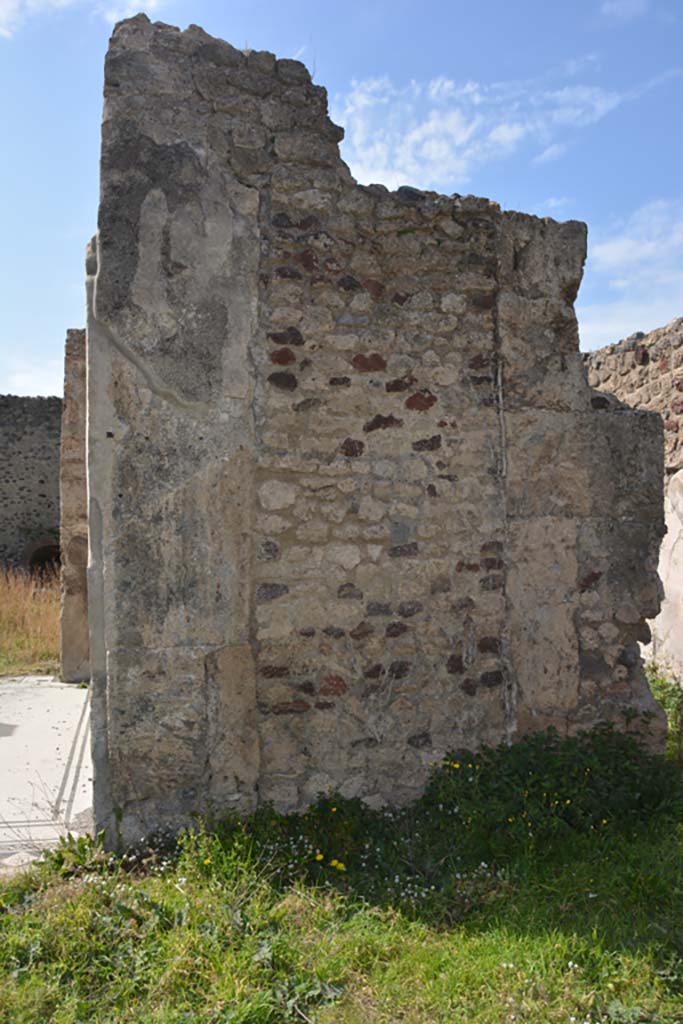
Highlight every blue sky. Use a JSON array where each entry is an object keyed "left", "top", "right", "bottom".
[{"left": 0, "top": 0, "right": 681, "bottom": 396}]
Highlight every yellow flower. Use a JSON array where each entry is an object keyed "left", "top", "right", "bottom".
[
  {"left": 602, "top": 818, "right": 608, "bottom": 825},
  {"left": 315, "top": 852, "right": 324, "bottom": 861},
  {"left": 331, "top": 807, "right": 337, "bottom": 813},
  {"left": 330, "top": 858, "right": 339, "bottom": 867},
  {"left": 203, "top": 857, "right": 211, "bottom": 865},
  {"left": 452, "top": 762, "right": 460, "bottom": 769},
  {"left": 565, "top": 799, "right": 571, "bottom": 805},
  {"left": 336, "top": 862, "right": 346, "bottom": 871},
  {"left": 507, "top": 817, "right": 514, "bottom": 823}
]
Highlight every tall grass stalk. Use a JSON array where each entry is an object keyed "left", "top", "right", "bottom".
[{"left": 0, "top": 567, "right": 60, "bottom": 677}]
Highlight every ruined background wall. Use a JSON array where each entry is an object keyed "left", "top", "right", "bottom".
[
  {"left": 88, "top": 15, "right": 665, "bottom": 846},
  {"left": 586, "top": 318, "right": 683, "bottom": 678},
  {"left": 0, "top": 395, "right": 61, "bottom": 569},
  {"left": 60, "top": 329, "right": 90, "bottom": 682}
]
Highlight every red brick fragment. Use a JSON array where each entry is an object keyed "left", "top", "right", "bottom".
[
  {"left": 352, "top": 352, "right": 387, "bottom": 372},
  {"left": 579, "top": 570, "right": 603, "bottom": 592},
  {"left": 293, "top": 249, "right": 318, "bottom": 271},
  {"left": 406, "top": 390, "right": 437, "bottom": 411},
  {"left": 270, "top": 347, "right": 296, "bottom": 365},
  {"left": 320, "top": 675, "right": 347, "bottom": 696},
  {"left": 363, "top": 278, "right": 385, "bottom": 300}
]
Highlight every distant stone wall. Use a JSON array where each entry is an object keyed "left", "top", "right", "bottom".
[
  {"left": 585, "top": 318, "right": 683, "bottom": 678},
  {"left": 0, "top": 395, "right": 62, "bottom": 569},
  {"left": 87, "top": 15, "right": 666, "bottom": 848},
  {"left": 60, "top": 329, "right": 90, "bottom": 682}
]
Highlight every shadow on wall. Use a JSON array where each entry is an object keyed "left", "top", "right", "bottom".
[{"left": 22, "top": 535, "right": 61, "bottom": 578}]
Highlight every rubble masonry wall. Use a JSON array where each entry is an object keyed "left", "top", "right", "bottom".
[
  {"left": 87, "top": 15, "right": 666, "bottom": 846},
  {"left": 0, "top": 395, "right": 61, "bottom": 569},
  {"left": 586, "top": 318, "right": 683, "bottom": 678}
]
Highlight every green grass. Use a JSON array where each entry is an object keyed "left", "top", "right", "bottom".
[
  {"left": 2, "top": 725, "right": 683, "bottom": 1023},
  {"left": 648, "top": 662, "right": 683, "bottom": 763}
]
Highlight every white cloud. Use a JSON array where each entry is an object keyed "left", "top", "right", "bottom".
[
  {"left": 534, "top": 142, "right": 568, "bottom": 164},
  {"left": 333, "top": 64, "right": 677, "bottom": 193},
  {"left": 578, "top": 199, "right": 683, "bottom": 349},
  {"left": 98, "top": 1, "right": 160, "bottom": 25},
  {"left": 0, "top": 0, "right": 161, "bottom": 37},
  {"left": 0, "top": 0, "right": 73, "bottom": 38},
  {"left": 0, "top": 354, "right": 63, "bottom": 396},
  {"left": 600, "top": 0, "right": 650, "bottom": 21},
  {"left": 563, "top": 54, "right": 600, "bottom": 76},
  {"left": 541, "top": 84, "right": 623, "bottom": 125},
  {"left": 543, "top": 196, "right": 572, "bottom": 210}
]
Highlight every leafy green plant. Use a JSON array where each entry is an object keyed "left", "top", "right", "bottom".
[{"left": 648, "top": 662, "right": 683, "bottom": 763}]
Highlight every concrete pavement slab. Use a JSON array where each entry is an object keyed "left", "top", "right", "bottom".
[{"left": 0, "top": 675, "right": 92, "bottom": 873}]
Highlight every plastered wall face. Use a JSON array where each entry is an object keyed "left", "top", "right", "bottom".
[
  {"left": 0, "top": 395, "right": 61, "bottom": 569},
  {"left": 586, "top": 318, "right": 683, "bottom": 678},
  {"left": 88, "top": 15, "right": 666, "bottom": 846},
  {"left": 60, "top": 329, "right": 90, "bottom": 682}
]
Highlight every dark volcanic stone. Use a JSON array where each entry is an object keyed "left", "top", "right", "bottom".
[
  {"left": 256, "top": 582, "right": 289, "bottom": 602},
  {"left": 267, "top": 326, "right": 304, "bottom": 346},
  {"left": 340, "top": 437, "right": 365, "bottom": 457},
  {"left": 267, "top": 371, "right": 298, "bottom": 391}
]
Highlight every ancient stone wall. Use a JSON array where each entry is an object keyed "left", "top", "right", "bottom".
[
  {"left": 0, "top": 395, "right": 61, "bottom": 569},
  {"left": 60, "top": 329, "right": 90, "bottom": 682},
  {"left": 88, "top": 15, "right": 666, "bottom": 847},
  {"left": 585, "top": 318, "right": 683, "bottom": 678}
]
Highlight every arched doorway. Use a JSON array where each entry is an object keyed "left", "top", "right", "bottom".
[{"left": 22, "top": 535, "right": 61, "bottom": 579}]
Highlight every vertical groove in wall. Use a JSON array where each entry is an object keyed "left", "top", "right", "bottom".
[{"left": 492, "top": 219, "right": 516, "bottom": 745}]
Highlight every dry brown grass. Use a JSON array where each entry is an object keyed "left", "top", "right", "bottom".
[{"left": 0, "top": 567, "right": 60, "bottom": 677}]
